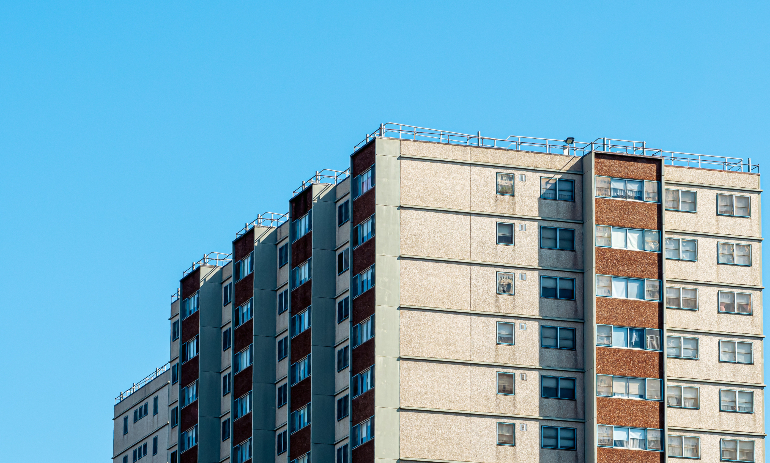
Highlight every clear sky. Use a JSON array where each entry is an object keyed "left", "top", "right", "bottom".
[{"left": 0, "top": 2, "right": 767, "bottom": 461}]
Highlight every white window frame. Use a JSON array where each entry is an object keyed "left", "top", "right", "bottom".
[
  {"left": 667, "top": 336, "right": 699, "bottom": 360},
  {"left": 665, "top": 238, "right": 698, "bottom": 261},
  {"left": 717, "top": 193, "right": 751, "bottom": 217},
  {"left": 667, "top": 385, "right": 700, "bottom": 409},
  {"left": 595, "top": 176, "right": 660, "bottom": 203},
  {"left": 665, "top": 188, "right": 698, "bottom": 212},
  {"left": 496, "top": 172, "right": 515, "bottom": 196},
  {"left": 719, "top": 340, "right": 753, "bottom": 364},
  {"left": 668, "top": 435, "right": 701, "bottom": 459},
  {"left": 596, "top": 275, "right": 661, "bottom": 301},
  {"left": 666, "top": 286, "right": 699, "bottom": 310},
  {"left": 718, "top": 291, "right": 753, "bottom": 315},
  {"left": 717, "top": 242, "right": 752, "bottom": 267},
  {"left": 721, "top": 439, "right": 755, "bottom": 462}
]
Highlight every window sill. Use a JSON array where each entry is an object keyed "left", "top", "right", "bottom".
[
  {"left": 667, "top": 306, "right": 699, "bottom": 311},
  {"left": 598, "top": 196, "right": 660, "bottom": 205}
]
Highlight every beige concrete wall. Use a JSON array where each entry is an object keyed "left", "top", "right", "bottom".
[
  {"left": 666, "top": 381, "right": 764, "bottom": 434},
  {"left": 400, "top": 259, "right": 583, "bottom": 320},
  {"left": 664, "top": 430, "right": 764, "bottom": 463},
  {"left": 400, "top": 410, "right": 584, "bottom": 463},
  {"left": 665, "top": 285, "right": 763, "bottom": 336},
  {"left": 664, "top": 235, "right": 762, "bottom": 286},
  {"left": 665, "top": 165, "right": 760, "bottom": 191},
  {"left": 666, "top": 332, "right": 763, "bottom": 384},
  {"left": 664, "top": 188, "right": 761, "bottom": 238}
]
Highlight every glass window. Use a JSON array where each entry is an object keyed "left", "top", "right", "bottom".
[
  {"left": 497, "top": 322, "right": 514, "bottom": 345},
  {"left": 666, "top": 238, "right": 697, "bottom": 261},
  {"left": 496, "top": 173, "right": 514, "bottom": 196},
  {"left": 626, "top": 180, "right": 643, "bottom": 201},
  {"left": 596, "top": 275, "right": 611, "bottom": 297},
  {"left": 613, "top": 427, "right": 629, "bottom": 448},
  {"left": 647, "top": 379, "right": 662, "bottom": 401},
  {"left": 596, "top": 225, "right": 611, "bottom": 247},
  {"left": 718, "top": 194, "right": 751, "bottom": 217},
  {"left": 721, "top": 439, "right": 755, "bottom": 462},
  {"left": 541, "top": 178, "right": 574, "bottom": 201},
  {"left": 667, "top": 336, "right": 699, "bottom": 359},
  {"left": 644, "top": 180, "right": 660, "bottom": 203},
  {"left": 338, "top": 200, "right": 350, "bottom": 226},
  {"left": 497, "top": 423, "right": 515, "bottom": 445},
  {"left": 595, "top": 176, "right": 611, "bottom": 197},
  {"left": 720, "top": 341, "right": 753, "bottom": 364},
  {"left": 497, "top": 272, "right": 515, "bottom": 295},
  {"left": 497, "top": 223, "right": 514, "bottom": 245},
  {"left": 497, "top": 372, "right": 514, "bottom": 395},
  {"left": 541, "top": 426, "right": 576, "bottom": 450},
  {"left": 540, "top": 276, "right": 575, "bottom": 300},
  {"left": 353, "top": 167, "right": 374, "bottom": 199},
  {"left": 353, "top": 215, "right": 375, "bottom": 247},
  {"left": 648, "top": 429, "right": 663, "bottom": 452},
  {"left": 598, "top": 425, "right": 612, "bottom": 446},
  {"left": 352, "top": 265, "right": 374, "bottom": 297},
  {"left": 541, "top": 376, "right": 575, "bottom": 400},
  {"left": 666, "top": 189, "right": 697, "bottom": 212},
  {"left": 611, "top": 178, "right": 626, "bottom": 199},
  {"left": 719, "top": 291, "right": 753, "bottom": 315},
  {"left": 597, "top": 325, "right": 612, "bottom": 346},
  {"left": 541, "top": 326, "right": 575, "bottom": 350},
  {"left": 597, "top": 375, "right": 612, "bottom": 396}
]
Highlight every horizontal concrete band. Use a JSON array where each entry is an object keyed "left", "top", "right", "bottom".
[
  {"left": 664, "top": 179, "right": 762, "bottom": 194},
  {"left": 401, "top": 255, "right": 584, "bottom": 274},
  {"left": 666, "top": 326, "right": 764, "bottom": 339},
  {"left": 401, "top": 204, "right": 583, "bottom": 225},
  {"left": 400, "top": 355, "right": 584, "bottom": 373},
  {"left": 665, "top": 278, "right": 763, "bottom": 291},
  {"left": 113, "top": 422, "right": 169, "bottom": 459},
  {"left": 667, "top": 426, "right": 766, "bottom": 438},
  {"left": 400, "top": 305, "right": 584, "bottom": 323},
  {"left": 665, "top": 228, "right": 763, "bottom": 242},
  {"left": 400, "top": 406, "right": 585, "bottom": 423},
  {"left": 666, "top": 376, "right": 765, "bottom": 388},
  {"left": 398, "top": 153, "right": 585, "bottom": 176}
]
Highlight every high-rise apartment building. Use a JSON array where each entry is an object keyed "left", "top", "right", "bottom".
[{"left": 114, "top": 123, "right": 764, "bottom": 463}]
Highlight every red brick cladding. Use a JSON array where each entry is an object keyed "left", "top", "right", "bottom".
[
  {"left": 595, "top": 153, "right": 660, "bottom": 181},
  {"left": 179, "top": 446, "right": 198, "bottom": 463},
  {"left": 352, "top": 142, "right": 375, "bottom": 177},
  {"left": 180, "top": 357, "right": 199, "bottom": 387},
  {"left": 596, "top": 298, "right": 662, "bottom": 329},
  {"left": 597, "top": 447, "right": 663, "bottom": 463},
  {"left": 290, "top": 329, "right": 312, "bottom": 363},
  {"left": 234, "top": 319, "right": 253, "bottom": 353},
  {"left": 352, "top": 338, "right": 375, "bottom": 375},
  {"left": 233, "top": 274, "right": 253, "bottom": 308},
  {"left": 233, "top": 228, "right": 254, "bottom": 262},
  {"left": 291, "top": 232, "right": 312, "bottom": 267},
  {"left": 597, "top": 397, "right": 663, "bottom": 428},
  {"left": 353, "top": 238, "right": 375, "bottom": 275},
  {"left": 352, "top": 289, "right": 375, "bottom": 325},
  {"left": 291, "top": 281, "right": 312, "bottom": 314},
  {"left": 181, "top": 311, "right": 199, "bottom": 343},
  {"left": 234, "top": 365, "right": 253, "bottom": 398},
  {"left": 352, "top": 439, "right": 374, "bottom": 463},
  {"left": 291, "top": 377, "right": 311, "bottom": 411},
  {"left": 181, "top": 268, "right": 200, "bottom": 300},
  {"left": 596, "top": 247, "right": 661, "bottom": 280},
  {"left": 597, "top": 348, "right": 662, "bottom": 378},
  {"left": 353, "top": 188, "right": 375, "bottom": 225},
  {"left": 233, "top": 412, "right": 252, "bottom": 444},
  {"left": 180, "top": 400, "right": 198, "bottom": 431},
  {"left": 291, "top": 187, "right": 313, "bottom": 220},
  {"left": 595, "top": 198, "right": 660, "bottom": 230},
  {"left": 289, "top": 425, "right": 311, "bottom": 460},
  {"left": 351, "top": 389, "right": 374, "bottom": 425}
]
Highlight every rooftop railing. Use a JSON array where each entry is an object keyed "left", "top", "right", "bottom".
[
  {"left": 182, "top": 252, "right": 233, "bottom": 277},
  {"left": 235, "top": 211, "right": 289, "bottom": 238},
  {"left": 356, "top": 123, "right": 759, "bottom": 173},
  {"left": 171, "top": 288, "right": 180, "bottom": 303},
  {"left": 115, "top": 362, "right": 170, "bottom": 404},
  {"left": 293, "top": 168, "right": 350, "bottom": 194}
]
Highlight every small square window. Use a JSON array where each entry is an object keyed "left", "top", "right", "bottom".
[
  {"left": 497, "top": 223, "right": 514, "bottom": 245},
  {"left": 497, "top": 422, "right": 515, "bottom": 445},
  {"left": 496, "top": 173, "right": 514, "bottom": 196},
  {"left": 497, "top": 372, "right": 514, "bottom": 395},
  {"left": 497, "top": 322, "right": 514, "bottom": 345},
  {"left": 497, "top": 272, "right": 515, "bottom": 295}
]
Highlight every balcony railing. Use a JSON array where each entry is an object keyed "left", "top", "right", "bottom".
[
  {"left": 235, "top": 211, "right": 289, "bottom": 238},
  {"left": 115, "top": 362, "right": 170, "bottom": 404},
  {"left": 293, "top": 168, "right": 350, "bottom": 195},
  {"left": 182, "top": 252, "right": 233, "bottom": 277}
]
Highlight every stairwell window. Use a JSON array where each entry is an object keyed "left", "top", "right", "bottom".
[
  {"left": 497, "top": 423, "right": 515, "bottom": 446},
  {"left": 171, "top": 320, "right": 179, "bottom": 341},
  {"left": 276, "top": 431, "right": 287, "bottom": 455},
  {"left": 497, "top": 272, "right": 515, "bottom": 295},
  {"left": 718, "top": 242, "right": 752, "bottom": 266},
  {"left": 277, "top": 336, "right": 288, "bottom": 361},
  {"left": 292, "top": 211, "right": 312, "bottom": 242},
  {"left": 180, "top": 425, "right": 198, "bottom": 453},
  {"left": 181, "top": 336, "right": 198, "bottom": 363},
  {"left": 336, "top": 345, "right": 349, "bottom": 372},
  {"left": 277, "top": 383, "right": 287, "bottom": 408},
  {"left": 719, "top": 340, "right": 753, "bottom": 364},
  {"left": 336, "top": 395, "right": 349, "bottom": 420},
  {"left": 292, "top": 259, "right": 312, "bottom": 289},
  {"left": 541, "top": 178, "right": 574, "bottom": 201},
  {"left": 234, "top": 252, "right": 253, "bottom": 282},
  {"left": 497, "top": 222, "right": 514, "bottom": 245},
  {"left": 667, "top": 385, "right": 699, "bottom": 409},
  {"left": 666, "top": 189, "right": 697, "bottom": 212},
  {"left": 353, "top": 216, "right": 374, "bottom": 247},
  {"left": 497, "top": 173, "right": 514, "bottom": 196},
  {"left": 541, "top": 227, "right": 575, "bottom": 251},
  {"left": 666, "top": 287, "right": 699, "bottom": 310},
  {"left": 596, "top": 325, "right": 661, "bottom": 351},
  {"left": 720, "top": 390, "right": 754, "bottom": 413},
  {"left": 234, "top": 345, "right": 253, "bottom": 373},
  {"left": 541, "top": 326, "right": 576, "bottom": 350},
  {"left": 717, "top": 194, "right": 751, "bottom": 217},
  {"left": 291, "top": 355, "right": 311, "bottom": 385},
  {"left": 352, "top": 368, "right": 374, "bottom": 398},
  {"left": 352, "top": 418, "right": 374, "bottom": 448},
  {"left": 223, "top": 282, "right": 232, "bottom": 306},
  {"left": 665, "top": 238, "right": 698, "bottom": 261},
  {"left": 234, "top": 392, "right": 252, "bottom": 420},
  {"left": 597, "top": 375, "right": 662, "bottom": 401},
  {"left": 541, "top": 426, "right": 577, "bottom": 450},
  {"left": 596, "top": 176, "right": 660, "bottom": 203},
  {"left": 496, "top": 322, "right": 514, "bottom": 345},
  {"left": 667, "top": 336, "right": 699, "bottom": 359},
  {"left": 721, "top": 439, "right": 755, "bottom": 462},
  {"left": 290, "top": 405, "right": 311, "bottom": 433},
  {"left": 352, "top": 266, "right": 374, "bottom": 297},
  {"left": 234, "top": 299, "right": 253, "bottom": 327},
  {"left": 181, "top": 293, "right": 199, "bottom": 320},
  {"left": 291, "top": 308, "right": 311, "bottom": 337},
  {"left": 596, "top": 225, "right": 660, "bottom": 252},
  {"left": 668, "top": 435, "right": 699, "bottom": 458},
  {"left": 540, "top": 276, "right": 575, "bottom": 300},
  {"left": 233, "top": 438, "right": 252, "bottom": 463},
  {"left": 336, "top": 444, "right": 349, "bottom": 463},
  {"left": 596, "top": 275, "right": 660, "bottom": 301},
  {"left": 352, "top": 317, "right": 374, "bottom": 348},
  {"left": 353, "top": 167, "right": 375, "bottom": 199},
  {"left": 719, "top": 291, "right": 752, "bottom": 315}
]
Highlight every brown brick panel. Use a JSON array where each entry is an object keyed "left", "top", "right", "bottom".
[
  {"left": 290, "top": 377, "right": 311, "bottom": 411},
  {"left": 234, "top": 319, "right": 253, "bottom": 353},
  {"left": 353, "top": 238, "right": 375, "bottom": 275},
  {"left": 233, "top": 412, "right": 252, "bottom": 444},
  {"left": 291, "top": 232, "right": 312, "bottom": 267},
  {"left": 597, "top": 397, "right": 663, "bottom": 428},
  {"left": 180, "top": 357, "right": 199, "bottom": 387},
  {"left": 233, "top": 228, "right": 254, "bottom": 261},
  {"left": 597, "top": 447, "right": 663, "bottom": 463},
  {"left": 233, "top": 274, "right": 254, "bottom": 308},
  {"left": 233, "top": 366, "right": 253, "bottom": 398},
  {"left": 181, "top": 311, "right": 199, "bottom": 343},
  {"left": 351, "top": 389, "right": 374, "bottom": 425},
  {"left": 352, "top": 289, "right": 375, "bottom": 325},
  {"left": 290, "top": 329, "right": 312, "bottom": 363},
  {"left": 291, "top": 281, "right": 312, "bottom": 314},
  {"left": 353, "top": 188, "right": 375, "bottom": 225},
  {"left": 596, "top": 247, "right": 661, "bottom": 280},
  {"left": 352, "top": 339, "right": 375, "bottom": 375},
  {"left": 595, "top": 153, "right": 661, "bottom": 181},
  {"left": 179, "top": 446, "right": 197, "bottom": 463},
  {"left": 352, "top": 141, "right": 375, "bottom": 177},
  {"left": 180, "top": 400, "right": 198, "bottom": 431},
  {"left": 289, "top": 425, "right": 311, "bottom": 460},
  {"left": 595, "top": 198, "right": 660, "bottom": 230},
  {"left": 180, "top": 268, "right": 200, "bottom": 300},
  {"left": 596, "top": 298, "right": 662, "bottom": 329},
  {"left": 291, "top": 188, "right": 313, "bottom": 219},
  {"left": 352, "top": 439, "right": 374, "bottom": 463},
  {"left": 597, "top": 348, "right": 662, "bottom": 378}
]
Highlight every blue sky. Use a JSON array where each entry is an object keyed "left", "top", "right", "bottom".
[{"left": 0, "top": 2, "right": 767, "bottom": 461}]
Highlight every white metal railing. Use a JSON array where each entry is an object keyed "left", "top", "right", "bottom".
[
  {"left": 182, "top": 252, "right": 233, "bottom": 277},
  {"left": 115, "top": 362, "right": 170, "bottom": 404},
  {"left": 171, "top": 288, "right": 180, "bottom": 303},
  {"left": 293, "top": 168, "right": 351, "bottom": 194},
  {"left": 355, "top": 123, "right": 759, "bottom": 173},
  {"left": 236, "top": 211, "right": 289, "bottom": 238}
]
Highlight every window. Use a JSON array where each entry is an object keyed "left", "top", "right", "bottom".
[
  {"left": 336, "top": 394, "right": 349, "bottom": 420},
  {"left": 541, "top": 326, "right": 576, "bottom": 350},
  {"left": 497, "top": 372, "right": 514, "bottom": 395},
  {"left": 337, "top": 345, "right": 350, "bottom": 371},
  {"left": 496, "top": 322, "right": 514, "bottom": 345},
  {"left": 541, "top": 376, "right": 576, "bottom": 400},
  {"left": 720, "top": 390, "right": 754, "bottom": 413},
  {"left": 720, "top": 340, "right": 753, "bottom": 364},
  {"left": 292, "top": 211, "right": 312, "bottom": 241},
  {"left": 540, "top": 276, "right": 575, "bottom": 300},
  {"left": 597, "top": 375, "right": 662, "bottom": 401},
  {"left": 596, "top": 225, "right": 660, "bottom": 252},
  {"left": 234, "top": 252, "right": 254, "bottom": 282},
  {"left": 181, "top": 336, "right": 198, "bottom": 363},
  {"left": 719, "top": 291, "right": 753, "bottom": 315},
  {"left": 352, "top": 418, "right": 373, "bottom": 448},
  {"left": 352, "top": 368, "right": 374, "bottom": 398},
  {"left": 233, "top": 438, "right": 252, "bottom": 463},
  {"left": 541, "top": 178, "right": 574, "bottom": 201},
  {"left": 170, "top": 406, "right": 178, "bottom": 428},
  {"left": 235, "top": 299, "right": 253, "bottom": 327},
  {"left": 277, "top": 383, "right": 288, "bottom": 408},
  {"left": 496, "top": 172, "right": 514, "bottom": 196},
  {"left": 292, "top": 259, "right": 312, "bottom": 289},
  {"left": 352, "top": 266, "right": 374, "bottom": 297},
  {"left": 291, "top": 355, "right": 311, "bottom": 385},
  {"left": 278, "top": 289, "right": 289, "bottom": 314},
  {"left": 222, "top": 372, "right": 231, "bottom": 396},
  {"left": 665, "top": 238, "right": 698, "bottom": 261},
  {"left": 180, "top": 425, "right": 198, "bottom": 453},
  {"left": 541, "top": 426, "right": 576, "bottom": 450},
  {"left": 338, "top": 200, "right": 350, "bottom": 226},
  {"left": 223, "top": 328, "right": 232, "bottom": 351},
  {"left": 336, "top": 444, "right": 349, "bottom": 463},
  {"left": 667, "top": 434, "right": 700, "bottom": 458},
  {"left": 597, "top": 325, "right": 662, "bottom": 351},
  {"left": 278, "top": 244, "right": 289, "bottom": 268},
  {"left": 337, "top": 248, "right": 350, "bottom": 274},
  {"left": 171, "top": 320, "right": 180, "bottom": 341},
  {"left": 234, "top": 345, "right": 254, "bottom": 373},
  {"left": 277, "top": 336, "right": 288, "bottom": 361},
  {"left": 596, "top": 176, "right": 660, "bottom": 203},
  {"left": 353, "top": 167, "right": 374, "bottom": 199},
  {"left": 602, "top": 426, "right": 662, "bottom": 451},
  {"left": 667, "top": 385, "right": 699, "bottom": 409},
  {"left": 276, "top": 430, "right": 288, "bottom": 455},
  {"left": 124, "top": 455, "right": 128, "bottom": 463},
  {"left": 170, "top": 450, "right": 177, "bottom": 463},
  {"left": 497, "top": 222, "right": 514, "bottom": 245},
  {"left": 134, "top": 402, "right": 149, "bottom": 422},
  {"left": 181, "top": 382, "right": 197, "bottom": 408},
  {"left": 596, "top": 275, "right": 661, "bottom": 301},
  {"left": 133, "top": 442, "right": 147, "bottom": 461},
  {"left": 171, "top": 364, "right": 178, "bottom": 384},
  {"left": 352, "top": 317, "right": 374, "bottom": 348},
  {"left": 221, "top": 418, "right": 230, "bottom": 441},
  {"left": 353, "top": 216, "right": 374, "bottom": 247},
  {"left": 717, "top": 194, "right": 751, "bottom": 217},
  {"left": 666, "top": 287, "right": 698, "bottom": 310},
  {"left": 497, "top": 272, "right": 515, "bottom": 295},
  {"left": 497, "top": 422, "right": 515, "bottom": 446},
  {"left": 541, "top": 227, "right": 575, "bottom": 251},
  {"left": 665, "top": 189, "right": 697, "bottom": 212},
  {"left": 337, "top": 297, "right": 350, "bottom": 323},
  {"left": 223, "top": 282, "right": 232, "bottom": 306},
  {"left": 291, "top": 308, "right": 311, "bottom": 337},
  {"left": 721, "top": 439, "right": 755, "bottom": 462},
  {"left": 234, "top": 392, "right": 252, "bottom": 420},
  {"left": 181, "top": 293, "right": 199, "bottom": 320},
  {"left": 123, "top": 416, "right": 128, "bottom": 435},
  {"left": 718, "top": 242, "right": 752, "bottom": 266},
  {"left": 153, "top": 396, "right": 158, "bottom": 415},
  {"left": 667, "top": 336, "right": 699, "bottom": 359},
  {"left": 290, "top": 404, "right": 311, "bottom": 433}
]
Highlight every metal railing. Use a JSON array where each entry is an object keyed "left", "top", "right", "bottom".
[
  {"left": 115, "top": 362, "right": 170, "bottom": 404},
  {"left": 182, "top": 252, "right": 233, "bottom": 277},
  {"left": 355, "top": 123, "right": 759, "bottom": 173},
  {"left": 293, "top": 168, "right": 351, "bottom": 194},
  {"left": 171, "top": 288, "right": 180, "bottom": 303},
  {"left": 235, "top": 211, "right": 289, "bottom": 238}
]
